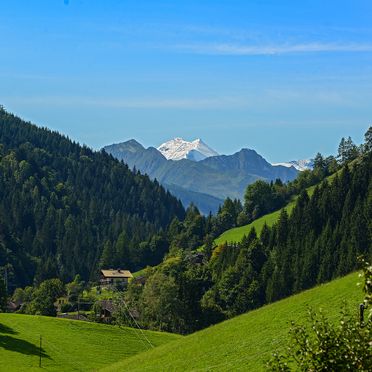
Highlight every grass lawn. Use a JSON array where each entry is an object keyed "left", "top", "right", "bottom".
[
  {"left": 102, "top": 272, "right": 363, "bottom": 372},
  {"left": 0, "top": 314, "right": 181, "bottom": 371}
]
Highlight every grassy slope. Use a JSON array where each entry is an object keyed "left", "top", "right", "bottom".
[
  {"left": 0, "top": 314, "right": 180, "bottom": 371},
  {"left": 215, "top": 169, "right": 345, "bottom": 245},
  {"left": 103, "top": 272, "right": 362, "bottom": 372},
  {"left": 215, "top": 184, "right": 317, "bottom": 245}
]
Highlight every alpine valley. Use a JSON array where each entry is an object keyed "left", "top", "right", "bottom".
[
  {"left": 104, "top": 138, "right": 300, "bottom": 214},
  {"left": 0, "top": 108, "right": 371, "bottom": 372},
  {"left": 2, "top": 2, "right": 372, "bottom": 371}
]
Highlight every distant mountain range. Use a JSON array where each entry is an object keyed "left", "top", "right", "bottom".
[
  {"left": 272, "top": 159, "right": 314, "bottom": 171},
  {"left": 104, "top": 138, "right": 300, "bottom": 214}
]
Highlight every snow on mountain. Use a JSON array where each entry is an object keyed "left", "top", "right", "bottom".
[
  {"left": 157, "top": 138, "right": 219, "bottom": 161},
  {"left": 272, "top": 159, "right": 314, "bottom": 171}
]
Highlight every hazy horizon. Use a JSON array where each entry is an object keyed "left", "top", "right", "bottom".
[{"left": 1, "top": 0, "right": 371, "bottom": 162}]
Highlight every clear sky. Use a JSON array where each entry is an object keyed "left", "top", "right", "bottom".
[{"left": 1, "top": 0, "right": 371, "bottom": 162}]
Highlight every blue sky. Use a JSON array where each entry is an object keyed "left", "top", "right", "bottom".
[{"left": 1, "top": 0, "right": 371, "bottom": 161}]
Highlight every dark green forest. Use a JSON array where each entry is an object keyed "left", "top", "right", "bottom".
[
  {"left": 0, "top": 108, "right": 337, "bottom": 291},
  {"left": 0, "top": 108, "right": 185, "bottom": 288}
]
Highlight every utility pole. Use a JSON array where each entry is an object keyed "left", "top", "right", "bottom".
[
  {"left": 39, "top": 335, "right": 42, "bottom": 367},
  {"left": 360, "top": 303, "right": 365, "bottom": 327}
]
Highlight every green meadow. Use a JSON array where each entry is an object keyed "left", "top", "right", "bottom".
[
  {"left": 215, "top": 183, "right": 320, "bottom": 245},
  {"left": 103, "top": 272, "right": 362, "bottom": 372},
  {"left": 0, "top": 248, "right": 363, "bottom": 372},
  {"left": 214, "top": 168, "right": 346, "bottom": 245},
  {"left": 0, "top": 314, "right": 180, "bottom": 371}
]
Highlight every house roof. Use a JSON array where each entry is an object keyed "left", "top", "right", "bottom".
[{"left": 100, "top": 269, "right": 133, "bottom": 279}]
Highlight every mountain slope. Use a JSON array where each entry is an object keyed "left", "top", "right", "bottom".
[
  {"left": 165, "top": 183, "right": 224, "bottom": 215},
  {"left": 0, "top": 109, "right": 185, "bottom": 286},
  {"left": 104, "top": 141, "right": 227, "bottom": 214},
  {"left": 214, "top": 183, "right": 317, "bottom": 245},
  {"left": 102, "top": 272, "right": 362, "bottom": 372},
  {"left": 201, "top": 148, "right": 298, "bottom": 182},
  {"left": 213, "top": 163, "right": 348, "bottom": 245},
  {"left": 104, "top": 141, "right": 298, "bottom": 214},
  {"left": 0, "top": 313, "right": 180, "bottom": 371}
]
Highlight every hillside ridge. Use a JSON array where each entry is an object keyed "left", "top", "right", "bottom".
[
  {"left": 214, "top": 167, "right": 343, "bottom": 245},
  {"left": 0, "top": 108, "right": 185, "bottom": 286}
]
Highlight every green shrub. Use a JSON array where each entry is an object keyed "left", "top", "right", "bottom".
[
  {"left": 267, "top": 308, "right": 371, "bottom": 371},
  {"left": 267, "top": 257, "right": 372, "bottom": 371}
]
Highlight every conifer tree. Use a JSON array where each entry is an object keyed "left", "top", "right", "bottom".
[
  {"left": 364, "top": 126, "right": 372, "bottom": 153},
  {"left": 0, "top": 279, "right": 7, "bottom": 312}
]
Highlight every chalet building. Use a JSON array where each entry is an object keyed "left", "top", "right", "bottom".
[{"left": 100, "top": 269, "right": 133, "bottom": 288}]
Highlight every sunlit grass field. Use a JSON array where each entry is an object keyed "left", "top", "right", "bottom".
[
  {"left": 215, "top": 184, "right": 317, "bottom": 245},
  {"left": 214, "top": 168, "right": 344, "bottom": 245},
  {"left": 103, "top": 272, "right": 362, "bottom": 372},
  {"left": 0, "top": 313, "right": 180, "bottom": 371}
]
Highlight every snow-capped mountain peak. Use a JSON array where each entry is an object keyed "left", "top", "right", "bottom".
[
  {"left": 272, "top": 159, "right": 314, "bottom": 171},
  {"left": 157, "top": 137, "right": 219, "bottom": 161}
]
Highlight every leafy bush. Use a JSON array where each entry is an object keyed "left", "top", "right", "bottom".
[
  {"left": 267, "top": 308, "right": 371, "bottom": 371},
  {"left": 267, "top": 257, "right": 372, "bottom": 371}
]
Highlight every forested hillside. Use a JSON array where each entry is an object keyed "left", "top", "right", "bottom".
[
  {"left": 121, "top": 141, "right": 371, "bottom": 334},
  {"left": 0, "top": 108, "right": 185, "bottom": 288}
]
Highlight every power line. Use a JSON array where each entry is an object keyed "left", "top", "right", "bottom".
[
  {"left": 112, "top": 288, "right": 154, "bottom": 350},
  {"left": 119, "top": 311, "right": 149, "bottom": 350},
  {"left": 120, "top": 297, "right": 154, "bottom": 349}
]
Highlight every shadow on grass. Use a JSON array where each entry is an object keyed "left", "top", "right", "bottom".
[
  {"left": 0, "top": 323, "right": 18, "bottom": 335},
  {"left": 0, "top": 335, "right": 50, "bottom": 358}
]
